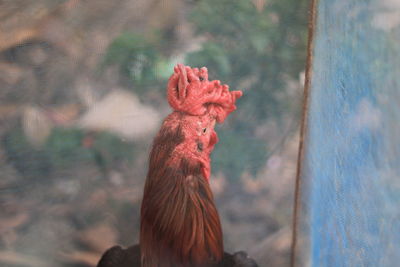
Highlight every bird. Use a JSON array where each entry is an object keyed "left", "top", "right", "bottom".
[{"left": 97, "top": 64, "right": 258, "bottom": 267}]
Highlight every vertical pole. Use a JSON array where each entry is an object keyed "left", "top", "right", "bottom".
[{"left": 290, "top": 0, "right": 317, "bottom": 266}]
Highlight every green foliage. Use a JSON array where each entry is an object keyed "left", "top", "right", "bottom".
[
  {"left": 3, "top": 128, "right": 51, "bottom": 179},
  {"left": 102, "top": 33, "right": 167, "bottom": 93},
  {"left": 45, "top": 128, "right": 136, "bottom": 170},
  {"left": 3, "top": 127, "right": 136, "bottom": 178},
  {"left": 45, "top": 128, "right": 93, "bottom": 168},
  {"left": 188, "top": 0, "right": 308, "bottom": 112},
  {"left": 91, "top": 131, "right": 136, "bottom": 163},
  {"left": 186, "top": 42, "right": 231, "bottom": 77},
  {"left": 212, "top": 128, "right": 267, "bottom": 178},
  {"left": 187, "top": 0, "right": 308, "bottom": 179}
]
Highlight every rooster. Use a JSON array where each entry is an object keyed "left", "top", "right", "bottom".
[{"left": 97, "top": 64, "right": 258, "bottom": 267}]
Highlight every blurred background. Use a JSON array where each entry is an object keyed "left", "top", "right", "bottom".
[{"left": 0, "top": 0, "right": 308, "bottom": 266}]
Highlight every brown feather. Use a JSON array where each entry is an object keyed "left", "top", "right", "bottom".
[{"left": 140, "top": 123, "right": 223, "bottom": 267}]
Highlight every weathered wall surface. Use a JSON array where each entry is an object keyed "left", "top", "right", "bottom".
[{"left": 301, "top": 0, "right": 400, "bottom": 266}]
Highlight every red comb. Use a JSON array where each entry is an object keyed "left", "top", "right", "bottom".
[{"left": 167, "top": 64, "right": 242, "bottom": 123}]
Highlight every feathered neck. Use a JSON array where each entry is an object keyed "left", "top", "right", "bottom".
[{"left": 140, "top": 120, "right": 223, "bottom": 267}]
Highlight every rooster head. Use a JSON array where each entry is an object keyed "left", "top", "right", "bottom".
[{"left": 164, "top": 64, "right": 242, "bottom": 180}]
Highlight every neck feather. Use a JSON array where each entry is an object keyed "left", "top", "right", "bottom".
[{"left": 140, "top": 124, "right": 223, "bottom": 267}]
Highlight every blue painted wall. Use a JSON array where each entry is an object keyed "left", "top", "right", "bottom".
[{"left": 304, "top": 0, "right": 400, "bottom": 266}]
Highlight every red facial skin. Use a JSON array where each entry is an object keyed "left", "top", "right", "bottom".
[
  {"left": 160, "top": 112, "right": 218, "bottom": 180},
  {"left": 165, "top": 64, "right": 242, "bottom": 180}
]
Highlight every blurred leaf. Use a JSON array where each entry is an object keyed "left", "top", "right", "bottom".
[
  {"left": 154, "top": 58, "right": 177, "bottom": 80},
  {"left": 212, "top": 128, "right": 267, "bottom": 180},
  {"left": 45, "top": 128, "right": 93, "bottom": 168},
  {"left": 3, "top": 126, "right": 137, "bottom": 178},
  {"left": 93, "top": 131, "right": 136, "bottom": 163},
  {"left": 102, "top": 32, "right": 165, "bottom": 93},
  {"left": 3, "top": 128, "right": 51, "bottom": 179},
  {"left": 186, "top": 42, "right": 231, "bottom": 77}
]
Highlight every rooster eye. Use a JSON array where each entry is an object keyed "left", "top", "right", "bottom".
[
  {"left": 199, "top": 76, "right": 204, "bottom": 81},
  {"left": 202, "top": 128, "right": 207, "bottom": 133}
]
